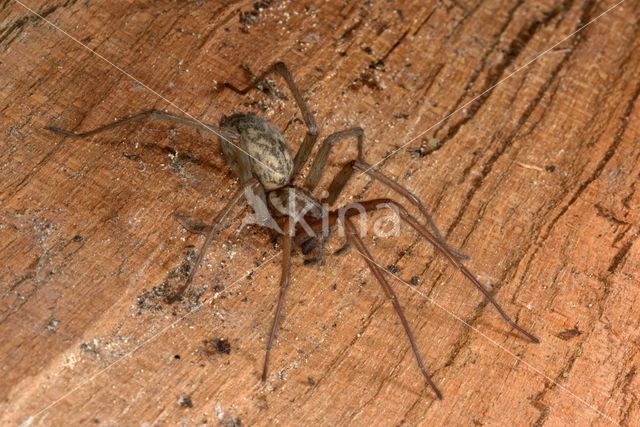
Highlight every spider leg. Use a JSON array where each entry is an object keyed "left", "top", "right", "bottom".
[
  {"left": 389, "top": 200, "right": 540, "bottom": 343},
  {"left": 333, "top": 236, "right": 352, "bottom": 256},
  {"left": 175, "top": 212, "right": 213, "bottom": 235},
  {"left": 48, "top": 107, "right": 267, "bottom": 301},
  {"left": 303, "top": 199, "right": 539, "bottom": 343},
  {"left": 344, "top": 217, "right": 443, "bottom": 399},
  {"left": 262, "top": 216, "right": 293, "bottom": 381},
  {"left": 354, "top": 160, "right": 468, "bottom": 261},
  {"left": 306, "top": 127, "right": 364, "bottom": 191},
  {"left": 46, "top": 108, "right": 238, "bottom": 142},
  {"left": 222, "top": 62, "right": 319, "bottom": 175},
  {"left": 167, "top": 185, "right": 248, "bottom": 303},
  {"left": 305, "top": 127, "right": 467, "bottom": 260}
]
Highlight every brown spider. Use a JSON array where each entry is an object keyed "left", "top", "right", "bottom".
[{"left": 47, "top": 62, "right": 539, "bottom": 399}]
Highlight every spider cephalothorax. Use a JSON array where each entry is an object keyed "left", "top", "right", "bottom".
[{"left": 47, "top": 61, "right": 538, "bottom": 399}]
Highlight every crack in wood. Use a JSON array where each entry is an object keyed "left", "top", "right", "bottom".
[{"left": 0, "top": 0, "right": 78, "bottom": 48}]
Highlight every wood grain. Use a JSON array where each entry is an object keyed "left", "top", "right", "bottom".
[{"left": 1, "top": 0, "right": 639, "bottom": 425}]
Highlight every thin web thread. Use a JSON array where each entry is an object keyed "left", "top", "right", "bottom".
[
  {"left": 358, "top": 252, "right": 620, "bottom": 426},
  {"left": 12, "top": 0, "right": 626, "bottom": 423},
  {"left": 358, "top": 0, "right": 627, "bottom": 176},
  {"left": 27, "top": 249, "right": 283, "bottom": 420},
  {"left": 11, "top": 0, "right": 277, "bottom": 175}
]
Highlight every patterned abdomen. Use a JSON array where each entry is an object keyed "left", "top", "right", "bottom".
[{"left": 219, "top": 113, "right": 293, "bottom": 190}]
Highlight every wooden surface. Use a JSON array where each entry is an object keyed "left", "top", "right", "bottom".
[{"left": 1, "top": 0, "right": 639, "bottom": 425}]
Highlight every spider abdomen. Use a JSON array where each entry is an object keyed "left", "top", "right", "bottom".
[{"left": 219, "top": 113, "right": 293, "bottom": 190}]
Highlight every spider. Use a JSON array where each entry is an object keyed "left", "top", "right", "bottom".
[{"left": 47, "top": 61, "right": 539, "bottom": 399}]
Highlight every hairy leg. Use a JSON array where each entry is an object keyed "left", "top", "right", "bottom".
[
  {"left": 47, "top": 108, "right": 238, "bottom": 142},
  {"left": 305, "top": 127, "right": 364, "bottom": 191},
  {"left": 48, "top": 106, "right": 270, "bottom": 301},
  {"left": 305, "top": 125, "right": 467, "bottom": 260},
  {"left": 169, "top": 184, "right": 249, "bottom": 302},
  {"left": 344, "top": 217, "right": 443, "bottom": 399},
  {"left": 262, "top": 217, "right": 293, "bottom": 381},
  {"left": 301, "top": 199, "right": 540, "bottom": 343}
]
